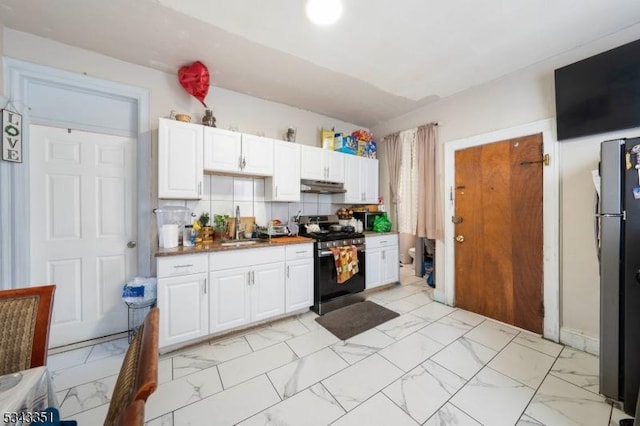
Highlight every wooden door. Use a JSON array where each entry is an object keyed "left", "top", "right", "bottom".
[
  {"left": 454, "top": 133, "right": 543, "bottom": 333},
  {"left": 29, "top": 125, "right": 137, "bottom": 346}
]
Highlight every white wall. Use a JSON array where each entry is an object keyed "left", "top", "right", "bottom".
[{"left": 372, "top": 24, "right": 640, "bottom": 343}]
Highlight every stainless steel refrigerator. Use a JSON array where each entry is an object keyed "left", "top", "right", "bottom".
[{"left": 599, "top": 138, "right": 640, "bottom": 416}]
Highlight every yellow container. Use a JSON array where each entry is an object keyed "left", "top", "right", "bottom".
[{"left": 321, "top": 130, "right": 334, "bottom": 150}]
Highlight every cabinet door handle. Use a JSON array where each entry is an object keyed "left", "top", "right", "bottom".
[
  {"left": 275, "top": 186, "right": 278, "bottom": 198},
  {"left": 382, "top": 250, "right": 386, "bottom": 260},
  {"left": 203, "top": 278, "right": 207, "bottom": 294},
  {"left": 247, "top": 271, "right": 251, "bottom": 285},
  {"left": 239, "top": 155, "right": 243, "bottom": 169},
  {"left": 198, "top": 182, "right": 202, "bottom": 196},
  {"left": 251, "top": 270, "right": 255, "bottom": 285},
  {"left": 287, "top": 266, "right": 290, "bottom": 278},
  {"left": 173, "top": 264, "right": 194, "bottom": 269},
  {"left": 242, "top": 157, "right": 247, "bottom": 169}
]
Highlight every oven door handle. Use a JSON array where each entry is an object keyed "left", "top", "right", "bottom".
[{"left": 318, "top": 245, "right": 366, "bottom": 257}]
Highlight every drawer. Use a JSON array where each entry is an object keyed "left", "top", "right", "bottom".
[
  {"left": 157, "top": 254, "right": 208, "bottom": 278},
  {"left": 285, "top": 243, "right": 314, "bottom": 260},
  {"left": 365, "top": 234, "right": 399, "bottom": 250},
  {"left": 211, "top": 246, "right": 285, "bottom": 271}
]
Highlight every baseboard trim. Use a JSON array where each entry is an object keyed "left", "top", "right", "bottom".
[
  {"left": 433, "top": 289, "right": 446, "bottom": 304},
  {"left": 560, "top": 327, "right": 599, "bottom": 356}
]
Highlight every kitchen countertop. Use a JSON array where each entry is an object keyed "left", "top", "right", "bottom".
[{"left": 155, "top": 236, "right": 315, "bottom": 257}]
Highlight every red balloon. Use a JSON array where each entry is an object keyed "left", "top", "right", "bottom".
[{"left": 178, "top": 61, "right": 210, "bottom": 107}]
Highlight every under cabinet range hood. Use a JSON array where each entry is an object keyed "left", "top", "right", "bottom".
[{"left": 300, "top": 179, "right": 346, "bottom": 194}]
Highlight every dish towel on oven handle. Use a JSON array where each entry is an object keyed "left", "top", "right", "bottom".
[{"left": 329, "top": 245, "right": 359, "bottom": 284}]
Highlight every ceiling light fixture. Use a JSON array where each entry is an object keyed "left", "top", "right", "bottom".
[{"left": 305, "top": 0, "right": 343, "bottom": 26}]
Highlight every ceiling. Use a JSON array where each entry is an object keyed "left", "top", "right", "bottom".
[{"left": 1, "top": 0, "right": 640, "bottom": 127}]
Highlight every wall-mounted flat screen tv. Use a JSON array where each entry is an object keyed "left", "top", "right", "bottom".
[{"left": 555, "top": 38, "right": 640, "bottom": 141}]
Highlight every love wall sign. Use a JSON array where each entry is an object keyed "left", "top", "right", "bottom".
[{"left": 2, "top": 109, "right": 22, "bottom": 163}]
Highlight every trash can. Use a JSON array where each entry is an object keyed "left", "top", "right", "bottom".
[{"left": 122, "top": 277, "right": 157, "bottom": 342}]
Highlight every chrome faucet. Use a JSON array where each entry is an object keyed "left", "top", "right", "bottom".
[{"left": 235, "top": 205, "right": 241, "bottom": 240}]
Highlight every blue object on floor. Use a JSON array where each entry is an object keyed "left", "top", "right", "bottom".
[{"left": 423, "top": 260, "right": 434, "bottom": 288}]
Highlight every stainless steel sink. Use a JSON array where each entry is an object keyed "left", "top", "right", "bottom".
[{"left": 220, "top": 240, "right": 259, "bottom": 247}]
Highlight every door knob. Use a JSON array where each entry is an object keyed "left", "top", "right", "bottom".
[
  {"left": 455, "top": 235, "right": 465, "bottom": 243},
  {"left": 127, "top": 241, "right": 137, "bottom": 248}
]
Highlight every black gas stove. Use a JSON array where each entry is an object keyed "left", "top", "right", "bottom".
[{"left": 297, "top": 215, "right": 366, "bottom": 315}]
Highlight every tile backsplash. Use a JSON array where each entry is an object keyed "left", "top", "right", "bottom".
[{"left": 159, "top": 175, "right": 342, "bottom": 227}]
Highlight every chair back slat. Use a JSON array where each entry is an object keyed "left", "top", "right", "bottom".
[{"left": 0, "top": 285, "right": 55, "bottom": 376}]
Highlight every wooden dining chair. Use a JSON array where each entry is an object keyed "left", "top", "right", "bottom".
[
  {"left": 103, "top": 307, "right": 159, "bottom": 426},
  {"left": 114, "top": 399, "right": 145, "bottom": 426},
  {"left": 0, "top": 284, "right": 56, "bottom": 376}
]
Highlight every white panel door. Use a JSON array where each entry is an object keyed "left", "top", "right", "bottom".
[
  {"left": 382, "top": 247, "right": 400, "bottom": 284},
  {"left": 300, "top": 145, "right": 324, "bottom": 180},
  {"left": 203, "top": 126, "right": 242, "bottom": 173},
  {"left": 364, "top": 158, "right": 379, "bottom": 204},
  {"left": 285, "top": 258, "right": 313, "bottom": 312},
  {"left": 365, "top": 248, "right": 383, "bottom": 289},
  {"left": 325, "top": 150, "right": 345, "bottom": 183},
  {"left": 343, "top": 155, "right": 363, "bottom": 203},
  {"left": 242, "top": 134, "right": 274, "bottom": 176},
  {"left": 210, "top": 267, "right": 251, "bottom": 333},
  {"left": 29, "top": 125, "right": 137, "bottom": 347},
  {"left": 269, "top": 141, "right": 300, "bottom": 201},
  {"left": 157, "top": 274, "right": 208, "bottom": 348},
  {"left": 251, "top": 262, "right": 285, "bottom": 322},
  {"left": 158, "top": 118, "right": 203, "bottom": 199}
]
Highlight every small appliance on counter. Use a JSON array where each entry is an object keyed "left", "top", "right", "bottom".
[{"left": 353, "top": 211, "right": 386, "bottom": 231}]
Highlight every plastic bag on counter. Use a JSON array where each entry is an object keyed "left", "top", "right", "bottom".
[
  {"left": 372, "top": 212, "right": 392, "bottom": 232},
  {"left": 122, "top": 277, "right": 157, "bottom": 304}
]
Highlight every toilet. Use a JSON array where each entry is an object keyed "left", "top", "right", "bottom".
[{"left": 408, "top": 247, "right": 415, "bottom": 262}]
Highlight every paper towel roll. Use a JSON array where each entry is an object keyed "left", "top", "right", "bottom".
[{"left": 161, "top": 224, "right": 179, "bottom": 248}]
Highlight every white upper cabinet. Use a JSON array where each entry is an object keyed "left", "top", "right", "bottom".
[
  {"left": 334, "top": 156, "right": 379, "bottom": 204},
  {"left": 203, "top": 127, "right": 242, "bottom": 173},
  {"left": 300, "top": 145, "right": 344, "bottom": 183},
  {"left": 203, "top": 128, "right": 273, "bottom": 176},
  {"left": 158, "top": 118, "right": 203, "bottom": 199},
  {"left": 266, "top": 140, "right": 301, "bottom": 202},
  {"left": 242, "top": 134, "right": 275, "bottom": 176}
]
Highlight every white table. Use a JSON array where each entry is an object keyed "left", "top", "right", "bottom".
[{"left": 0, "top": 366, "right": 58, "bottom": 425}]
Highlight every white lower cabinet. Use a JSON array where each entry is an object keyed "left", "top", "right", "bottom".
[
  {"left": 209, "top": 246, "right": 286, "bottom": 334},
  {"left": 285, "top": 244, "right": 314, "bottom": 312},
  {"left": 365, "top": 234, "right": 400, "bottom": 290},
  {"left": 157, "top": 254, "right": 209, "bottom": 348}
]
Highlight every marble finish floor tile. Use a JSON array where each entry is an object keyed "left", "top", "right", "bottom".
[
  {"left": 51, "top": 354, "right": 124, "bottom": 392},
  {"left": 517, "top": 414, "right": 545, "bottom": 425},
  {"left": 217, "top": 342, "right": 297, "bottom": 388},
  {"left": 173, "top": 374, "right": 280, "bottom": 426},
  {"left": 488, "top": 341, "right": 556, "bottom": 388},
  {"left": 158, "top": 358, "right": 173, "bottom": 384},
  {"left": 268, "top": 347, "right": 348, "bottom": 399},
  {"left": 376, "top": 313, "right": 428, "bottom": 340},
  {"left": 331, "top": 393, "right": 419, "bottom": 426},
  {"left": 244, "top": 317, "right": 310, "bottom": 351},
  {"left": 418, "top": 316, "right": 474, "bottom": 346},
  {"left": 451, "top": 367, "right": 535, "bottom": 426},
  {"left": 331, "top": 328, "right": 396, "bottom": 365},
  {"left": 410, "top": 301, "right": 457, "bottom": 323},
  {"left": 424, "top": 403, "right": 482, "bottom": 426},
  {"left": 68, "top": 403, "right": 109, "bottom": 425},
  {"left": 59, "top": 374, "right": 117, "bottom": 417},
  {"left": 47, "top": 346, "right": 92, "bottom": 372},
  {"left": 524, "top": 374, "right": 612, "bottom": 426},
  {"left": 238, "top": 383, "right": 345, "bottom": 426},
  {"left": 514, "top": 331, "right": 564, "bottom": 358},
  {"left": 400, "top": 290, "right": 434, "bottom": 307},
  {"left": 296, "top": 310, "right": 321, "bottom": 331},
  {"left": 431, "top": 337, "right": 497, "bottom": 380},
  {"left": 446, "top": 309, "right": 486, "bottom": 327},
  {"left": 368, "top": 284, "right": 421, "bottom": 304},
  {"left": 85, "top": 337, "right": 128, "bottom": 363},
  {"left": 322, "top": 353, "right": 404, "bottom": 411},
  {"left": 385, "top": 298, "right": 421, "bottom": 314},
  {"left": 383, "top": 360, "right": 467, "bottom": 424},
  {"left": 146, "top": 413, "right": 173, "bottom": 426},
  {"left": 378, "top": 332, "right": 443, "bottom": 372},
  {"left": 172, "top": 336, "right": 252, "bottom": 379},
  {"left": 145, "top": 365, "right": 223, "bottom": 420},
  {"left": 549, "top": 346, "right": 600, "bottom": 393},
  {"left": 464, "top": 319, "right": 519, "bottom": 351},
  {"left": 285, "top": 327, "right": 340, "bottom": 358}
]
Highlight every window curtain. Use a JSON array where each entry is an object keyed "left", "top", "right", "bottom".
[
  {"left": 416, "top": 123, "right": 442, "bottom": 239},
  {"left": 397, "top": 129, "right": 417, "bottom": 234},
  {"left": 381, "top": 132, "right": 401, "bottom": 229}
]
